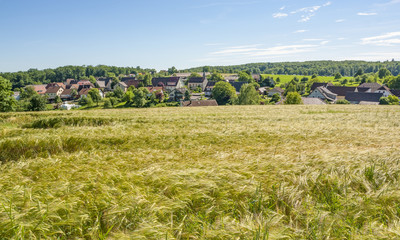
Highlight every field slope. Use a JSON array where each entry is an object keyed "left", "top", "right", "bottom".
[{"left": 1, "top": 106, "right": 400, "bottom": 239}]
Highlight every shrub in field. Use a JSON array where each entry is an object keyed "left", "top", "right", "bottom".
[
  {"left": 25, "top": 117, "right": 114, "bottom": 129},
  {"left": 336, "top": 99, "right": 350, "bottom": 104}
]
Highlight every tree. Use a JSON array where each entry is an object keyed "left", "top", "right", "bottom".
[
  {"left": 144, "top": 73, "right": 152, "bottom": 86},
  {"left": 238, "top": 71, "right": 253, "bottom": 83},
  {"left": 28, "top": 94, "right": 47, "bottom": 111},
  {"left": 0, "top": 76, "right": 16, "bottom": 112},
  {"left": 79, "top": 95, "right": 94, "bottom": 107},
  {"left": 113, "top": 86, "right": 124, "bottom": 99},
  {"left": 70, "top": 88, "right": 78, "bottom": 99},
  {"left": 88, "top": 88, "right": 101, "bottom": 106},
  {"left": 387, "top": 76, "right": 400, "bottom": 89},
  {"left": 270, "top": 93, "right": 281, "bottom": 104},
  {"left": 212, "top": 81, "right": 237, "bottom": 105},
  {"left": 354, "top": 69, "right": 363, "bottom": 77},
  {"left": 55, "top": 95, "right": 62, "bottom": 104},
  {"left": 378, "top": 68, "right": 392, "bottom": 79},
  {"left": 188, "top": 72, "right": 201, "bottom": 80},
  {"left": 123, "top": 90, "right": 134, "bottom": 105},
  {"left": 89, "top": 75, "right": 97, "bottom": 84},
  {"left": 184, "top": 90, "right": 191, "bottom": 100},
  {"left": 334, "top": 73, "right": 342, "bottom": 80},
  {"left": 168, "top": 66, "right": 178, "bottom": 75},
  {"left": 132, "top": 88, "right": 148, "bottom": 108},
  {"left": 209, "top": 72, "right": 225, "bottom": 82},
  {"left": 103, "top": 98, "right": 112, "bottom": 108},
  {"left": 20, "top": 86, "right": 37, "bottom": 100},
  {"left": 238, "top": 84, "right": 259, "bottom": 105},
  {"left": 284, "top": 92, "right": 303, "bottom": 104}
]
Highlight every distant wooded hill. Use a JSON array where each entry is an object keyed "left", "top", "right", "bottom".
[{"left": 184, "top": 60, "right": 400, "bottom": 77}]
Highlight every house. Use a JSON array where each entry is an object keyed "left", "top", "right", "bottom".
[
  {"left": 310, "top": 82, "right": 334, "bottom": 92},
  {"left": 325, "top": 86, "right": 357, "bottom": 100},
  {"left": 308, "top": 86, "right": 337, "bottom": 102},
  {"left": 46, "top": 86, "right": 64, "bottom": 100},
  {"left": 27, "top": 84, "right": 47, "bottom": 95},
  {"left": 345, "top": 92, "right": 383, "bottom": 104},
  {"left": 96, "top": 77, "right": 113, "bottom": 91},
  {"left": 77, "top": 80, "right": 94, "bottom": 87},
  {"left": 267, "top": 87, "right": 284, "bottom": 97},
  {"left": 188, "top": 77, "right": 208, "bottom": 91},
  {"left": 258, "top": 87, "right": 269, "bottom": 95},
  {"left": 390, "top": 89, "right": 400, "bottom": 98},
  {"left": 225, "top": 75, "right": 239, "bottom": 81},
  {"left": 79, "top": 88, "right": 91, "bottom": 99},
  {"left": 230, "top": 81, "right": 247, "bottom": 94},
  {"left": 181, "top": 100, "right": 218, "bottom": 107},
  {"left": 375, "top": 85, "right": 392, "bottom": 97},
  {"left": 190, "top": 93, "right": 202, "bottom": 101},
  {"left": 252, "top": 74, "right": 261, "bottom": 82},
  {"left": 13, "top": 92, "right": 20, "bottom": 100},
  {"left": 114, "top": 81, "right": 128, "bottom": 92},
  {"left": 358, "top": 82, "right": 382, "bottom": 92},
  {"left": 60, "top": 89, "right": 76, "bottom": 101},
  {"left": 152, "top": 77, "right": 184, "bottom": 92},
  {"left": 124, "top": 79, "right": 142, "bottom": 89},
  {"left": 46, "top": 82, "right": 65, "bottom": 89},
  {"left": 145, "top": 87, "right": 164, "bottom": 94},
  {"left": 169, "top": 88, "right": 186, "bottom": 101},
  {"left": 65, "top": 79, "right": 78, "bottom": 85},
  {"left": 66, "top": 84, "right": 79, "bottom": 90},
  {"left": 205, "top": 81, "right": 217, "bottom": 97},
  {"left": 302, "top": 97, "right": 327, "bottom": 105}
]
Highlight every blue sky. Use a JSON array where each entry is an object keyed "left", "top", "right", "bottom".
[{"left": 0, "top": 0, "right": 399, "bottom": 72}]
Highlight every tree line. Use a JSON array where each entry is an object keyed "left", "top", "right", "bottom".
[
  {"left": 0, "top": 65, "right": 156, "bottom": 90},
  {"left": 185, "top": 60, "right": 400, "bottom": 77}
]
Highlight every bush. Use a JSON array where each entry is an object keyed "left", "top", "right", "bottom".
[
  {"left": 336, "top": 99, "right": 350, "bottom": 104},
  {"left": 380, "top": 95, "right": 399, "bottom": 105},
  {"left": 284, "top": 92, "right": 303, "bottom": 105},
  {"left": 104, "top": 99, "right": 113, "bottom": 109}
]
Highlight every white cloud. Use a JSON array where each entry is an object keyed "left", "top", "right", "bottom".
[
  {"left": 357, "top": 12, "right": 377, "bottom": 16},
  {"left": 337, "top": 38, "right": 346, "bottom": 40},
  {"left": 361, "top": 32, "right": 400, "bottom": 46},
  {"left": 320, "top": 41, "right": 330, "bottom": 45},
  {"left": 272, "top": 13, "right": 288, "bottom": 18},
  {"left": 280, "top": 6, "right": 285, "bottom": 10},
  {"left": 294, "top": 29, "right": 308, "bottom": 33},
  {"left": 210, "top": 44, "right": 326, "bottom": 58},
  {"left": 347, "top": 52, "right": 400, "bottom": 61},
  {"left": 289, "top": 2, "right": 331, "bottom": 22},
  {"left": 335, "top": 19, "right": 345, "bottom": 23},
  {"left": 304, "top": 38, "right": 324, "bottom": 41}
]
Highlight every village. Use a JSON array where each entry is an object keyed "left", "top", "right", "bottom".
[{"left": 13, "top": 71, "right": 400, "bottom": 110}]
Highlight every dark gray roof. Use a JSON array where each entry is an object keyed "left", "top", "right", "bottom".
[
  {"left": 152, "top": 77, "right": 180, "bottom": 87},
  {"left": 310, "top": 82, "right": 334, "bottom": 91},
  {"left": 188, "top": 77, "right": 206, "bottom": 83},
  {"left": 358, "top": 82, "right": 382, "bottom": 92},
  {"left": 345, "top": 92, "right": 383, "bottom": 103},
  {"left": 356, "top": 87, "right": 371, "bottom": 93},
  {"left": 327, "top": 86, "right": 356, "bottom": 96}
]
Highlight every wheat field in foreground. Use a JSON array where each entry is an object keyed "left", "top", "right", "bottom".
[{"left": 1, "top": 105, "right": 400, "bottom": 239}]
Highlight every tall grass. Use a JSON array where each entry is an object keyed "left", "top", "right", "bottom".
[{"left": 1, "top": 105, "right": 400, "bottom": 239}]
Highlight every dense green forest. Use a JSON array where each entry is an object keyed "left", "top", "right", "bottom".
[
  {"left": 0, "top": 65, "right": 156, "bottom": 89},
  {"left": 2, "top": 61, "right": 400, "bottom": 90},
  {"left": 185, "top": 60, "right": 400, "bottom": 77}
]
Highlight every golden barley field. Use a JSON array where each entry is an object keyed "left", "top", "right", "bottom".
[{"left": 1, "top": 105, "right": 400, "bottom": 239}]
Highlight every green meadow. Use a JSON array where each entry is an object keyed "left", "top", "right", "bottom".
[{"left": 1, "top": 105, "right": 400, "bottom": 239}]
